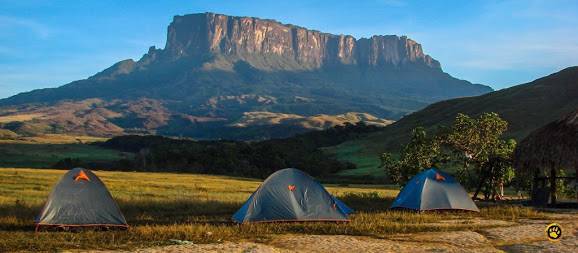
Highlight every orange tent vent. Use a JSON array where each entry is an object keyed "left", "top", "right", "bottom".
[
  {"left": 435, "top": 173, "right": 446, "bottom": 182},
  {"left": 74, "top": 170, "right": 90, "bottom": 182}
]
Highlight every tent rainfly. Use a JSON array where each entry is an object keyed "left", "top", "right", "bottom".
[
  {"left": 35, "top": 168, "right": 128, "bottom": 231},
  {"left": 233, "top": 168, "right": 352, "bottom": 223},
  {"left": 391, "top": 168, "right": 479, "bottom": 212},
  {"left": 514, "top": 110, "right": 578, "bottom": 205}
]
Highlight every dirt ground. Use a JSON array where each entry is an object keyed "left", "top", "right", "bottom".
[{"left": 94, "top": 211, "right": 578, "bottom": 253}]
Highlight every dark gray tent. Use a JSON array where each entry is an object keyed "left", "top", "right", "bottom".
[
  {"left": 35, "top": 168, "right": 128, "bottom": 230},
  {"left": 391, "top": 168, "right": 479, "bottom": 212},
  {"left": 233, "top": 168, "right": 352, "bottom": 223}
]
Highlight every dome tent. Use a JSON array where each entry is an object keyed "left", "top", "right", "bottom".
[
  {"left": 35, "top": 168, "right": 128, "bottom": 231},
  {"left": 391, "top": 168, "right": 479, "bottom": 212},
  {"left": 233, "top": 168, "right": 352, "bottom": 223}
]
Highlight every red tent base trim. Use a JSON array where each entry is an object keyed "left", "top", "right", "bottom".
[
  {"left": 35, "top": 223, "right": 129, "bottom": 232},
  {"left": 390, "top": 207, "right": 480, "bottom": 212},
  {"left": 235, "top": 218, "right": 350, "bottom": 224}
]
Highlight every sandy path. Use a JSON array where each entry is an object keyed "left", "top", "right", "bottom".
[
  {"left": 486, "top": 215, "right": 578, "bottom": 253},
  {"left": 130, "top": 242, "right": 285, "bottom": 253},
  {"left": 269, "top": 232, "right": 500, "bottom": 253},
  {"left": 94, "top": 214, "right": 578, "bottom": 253}
]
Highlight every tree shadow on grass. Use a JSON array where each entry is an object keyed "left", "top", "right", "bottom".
[
  {"left": 119, "top": 199, "right": 241, "bottom": 225},
  {"left": 339, "top": 192, "right": 395, "bottom": 212}
]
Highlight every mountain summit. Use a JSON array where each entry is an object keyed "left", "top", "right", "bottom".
[
  {"left": 0, "top": 13, "right": 491, "bottom": 139},
  {"left": 164, "top": 13, "right": 441, "bottom": 70}
]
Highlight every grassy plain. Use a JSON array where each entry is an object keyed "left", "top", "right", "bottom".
[
  {"left": 0, "top": 133, "right": 124, "bottom": 168},
  {"left": 0, "top": 168, "right": 546, "bottom": 252},
  {"left": 0, "top": 144, "right": 126, "bottom": 168},
  {"left": 0, "top": 134, "right": 108, "bottom": 144},
  {"left": 324, "top": 142, "right": 384, "bottom": 177}
]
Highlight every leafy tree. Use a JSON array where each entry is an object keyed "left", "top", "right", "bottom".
[
  {"left": 52, "top": 158, "right": 85, "bottom": 169},
  {"left": 380, "top": 153, "right": 400, "bottom": 184},
  {"left": 381, "top": 113, "right": 515, "bottom": 201},
  {"left": 478, "top": 139, "right": 516, "bottom": 200},
  {"left": 557, "top": 169, "right": 577, "bottom": 198},
  {"left": 382, "top": 127, "right": 441, "bottom": 185},
  {"left": 398, "top": 127, "right": 441, "bottom": 184},
  {"left": 444, "top": 113, "right": 508, "bottom": 191}
]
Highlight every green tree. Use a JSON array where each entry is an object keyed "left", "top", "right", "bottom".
[
  {"left": 444, "top": 113, "right": 508, "bottom": 192},
  {"left": 380, "top": 152, "right": 401, "bottom": 184},
  {"left": 381, "top": 113, "right": 514, "bottom": 197},
  {"left": 382, "top": 127, "right": 441, "bottom": 185},
  {"left": 398, "top": 127, "right": 441, "bottom": 184},
  {"left": 479, "top": 139, "right": 516, "bottom": 200}
]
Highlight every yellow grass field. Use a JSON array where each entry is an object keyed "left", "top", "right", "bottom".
[
  {"left": 0, "top": 168, "right": 551, "bottom": 252},
  {"left": 0, "top": 113, "right": 44, "bottom": 123},
  {"left": 0, "top": 134, "right": 108, "bottom": 144}
]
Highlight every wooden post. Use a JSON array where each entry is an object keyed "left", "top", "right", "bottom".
[
  {"left": 531, "top": 171, "right": 536, "bottom": 203},
  {"left": 532, "top": 169, "right": 539, "bottom": 203},
  {"left": 550, "top": 167, "right": 557, "bottom": 205}
]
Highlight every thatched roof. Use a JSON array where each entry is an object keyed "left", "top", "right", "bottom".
[{"left": 514, "top": 109, "right": 578, "bottom": 174}]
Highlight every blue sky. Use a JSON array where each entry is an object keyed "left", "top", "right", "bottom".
[{"left": 1, "top": 0, "right": 577, "bottom": 99}]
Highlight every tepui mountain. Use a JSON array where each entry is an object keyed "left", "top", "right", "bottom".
[{"left": 0, "top": 12, "right": 491, "bottom": 140}]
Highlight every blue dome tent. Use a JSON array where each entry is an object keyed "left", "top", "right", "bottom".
[
  {"left": 391, "top": 168, "right": 479, "bottom": 212},
  {"left": 233, "top": 168, "right": 352, "bottom": 223}
]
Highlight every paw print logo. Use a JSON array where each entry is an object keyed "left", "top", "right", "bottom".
[{"left": 545, "top": 223, "right": 562, "bottom": 241}]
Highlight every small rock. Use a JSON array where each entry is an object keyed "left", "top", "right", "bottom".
[{"left": 169, "top": 239, "right": 194, "bottom": 245}]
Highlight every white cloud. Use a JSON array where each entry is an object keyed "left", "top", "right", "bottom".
[
  {"left": 412, "top": 2, "right": 578, "bottom": 71},
  {"left": 0, "top": 15, "right": 54, "bottom": 39},
  {"left": 450, "top": 31, "right": 578, "bottom": 71}
]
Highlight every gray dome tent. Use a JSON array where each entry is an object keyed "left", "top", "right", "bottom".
[
  {"left": 35, "top": 168, "right": 128, "bottom": 231},
  {"left": 233, "top": 168, "right": 352, "bottom": 223},
  {"left": 391, "top": 168, "right": 479, "bottom": 212}
]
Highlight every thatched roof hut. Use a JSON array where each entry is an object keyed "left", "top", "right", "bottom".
[{"left": 514, "top": 110, "right": 578, "bottom": 204}]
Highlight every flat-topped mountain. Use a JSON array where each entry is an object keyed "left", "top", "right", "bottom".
[
  {"left": 164, "top": 13, "right": 440, "bottom": 69},
  {"left": 0, "top": 13, "right": 491, "bottom": 140}
]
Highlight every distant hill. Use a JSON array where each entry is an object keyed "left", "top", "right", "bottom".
[
  {"left": 0, "top": 12, "right": 490, "bottom": 140},
  {"left": 93, "top": 122, "right": 385, "bottom": 178},
  {"left": 330, "top": 66, "right": 578, "bottom": 176},
  {"left": 231, "top": 112, "right": 393, "bottom": 129}
]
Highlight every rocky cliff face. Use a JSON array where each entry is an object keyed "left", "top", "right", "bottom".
[{"left": 164, "top": 13, "right": 440, "bottom": 70}]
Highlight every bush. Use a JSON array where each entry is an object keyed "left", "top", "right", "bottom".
[{"left": 52, "top": 158, "right": 85, "bottom": 169}]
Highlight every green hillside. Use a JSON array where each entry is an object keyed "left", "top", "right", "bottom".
[{"left": 330, "top": 66, "right": 578, "bottom": 176}]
